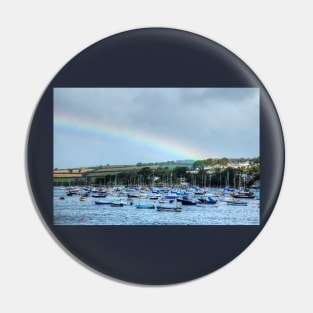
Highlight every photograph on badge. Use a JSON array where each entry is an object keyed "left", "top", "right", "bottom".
[{"left": 53, "top": 88, "right": 260, "bottom": 225}]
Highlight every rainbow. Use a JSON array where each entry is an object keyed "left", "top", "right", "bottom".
[{"left": 54, "top": 116, "right": 210, "bottom": 163}]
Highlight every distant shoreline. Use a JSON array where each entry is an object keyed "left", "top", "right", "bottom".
[{"left": 53, "top": 157, "right": 260, "bottom": 188}]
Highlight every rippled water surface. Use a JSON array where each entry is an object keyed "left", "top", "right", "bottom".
[{"left": 54, "top": 188, "right": 260, "bottom": 225}]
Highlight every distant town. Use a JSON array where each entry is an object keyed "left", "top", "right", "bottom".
[{"left": 53, "top": 157, "right": 260, "bottom": 189}]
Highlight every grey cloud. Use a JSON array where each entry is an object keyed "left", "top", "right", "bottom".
[{"left": 54, "top": 88, "right": 259, "bottom": 168}]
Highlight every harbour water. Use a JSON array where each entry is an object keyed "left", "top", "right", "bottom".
[{"left": 53, "top": 187, "right": 260, "bottom": 225}]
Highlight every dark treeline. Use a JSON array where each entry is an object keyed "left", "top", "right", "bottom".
[
  {"left": 54, "top": 157, "right": 260, "bottom": 188},
  {"left": 93, "top": 167, "right": 259, "bottom": 188}
]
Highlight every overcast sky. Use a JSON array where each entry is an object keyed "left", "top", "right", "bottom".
[{"left": 54, "top": 88, "right": 259, "bottom": 169}]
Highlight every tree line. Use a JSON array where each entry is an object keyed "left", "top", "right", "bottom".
[
  {"left": 54, "top": 157, "right": 260, "bottom": 188},
  {"left": 92, "top": 162, "right": 260, "bottom": 188}
]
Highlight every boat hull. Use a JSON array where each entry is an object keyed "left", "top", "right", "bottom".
[
  {"left": 157, "top": 207, "right": 181, "bottom": 212},
  {"left": 226, "top": 201, "right": 248, "bottom": 206},
  {"left": 94, "top": 201, "right": 112, "bottom": 205},
  {"left": 111, "top": 203, "right": 123, "bottom": 207},
  {"left": 232, "top": 195, "right": 254, "bottom": 199}
]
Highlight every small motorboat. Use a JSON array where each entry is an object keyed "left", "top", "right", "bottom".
[
  {"left": 156, "top": 207, "right": 181, "bottom": 212},
  {"left": 149, "top": 195, "right": 160, "bottom": 200},
  {"left": 178, "top": 196, "right": 197, "bottom": 205},
  {"left": 92, "top": 192, "right": 107, "bottom": 198},
  {"left": 156, "top": 202, "right": 181, "bottom": 212},
  {"left": 231, "top": 189, "right": 254, "bottom": 199},
  {"left": 164, "top": 194, "right": 177, "bottom": 199},
  {"left": 111, "top": 203, "right": 124, "bottom": 207},
  {"left": 198, "top": 196, "right": 217, "bottom": 204},
  {"left": 94, "top": 200, "right": 112, "bottom": 205},
  {"left": 66, "top": 187, "right": 80, "bottom": 196},
  {"left": 159, "top": 198, "right": 175, "bottom": 204},
  {"left": 110, "top": 200, "right": 127, "bottom": 207},
  {"left": 226, "top": 200, "right": 248, "bottom": 206}
]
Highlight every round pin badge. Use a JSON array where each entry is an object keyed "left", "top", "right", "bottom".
[{"left": 27, "top": 28, "right": 284, "bottom": 285}]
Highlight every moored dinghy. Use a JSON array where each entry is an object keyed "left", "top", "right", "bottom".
[
  {"left": 231, "top": 189, "right": 254, "bottom": 199},
  {"left": 110, "top": 199, "right": 128, "bottom": 207},
  {"left": 111, "top": 202, "right": 124, "bottom": 207},
  {"left": 66, "top": 187, "right": 80, "bottom": 196},
  {"left": 156, "top": 206, "right": 181, "bottom": 212},
  {"left": 198, "top": 196, "right": 217, "bottom": 205},
  {"left": 178, "top": 196, "right": 197, "bottom": 205},
  {"left": 155, "top": 200, "right": 182, "bottom": 212},
  {"left": 94, "top": 200, "right": 112, "bottom": 205},
  {"left": 226, "top": 200, "right": 248, "bottom": 206}
]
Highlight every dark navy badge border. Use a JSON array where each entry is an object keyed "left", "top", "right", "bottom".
[{"left": 27, "top": 28, "right": 285, "bottom": 285}]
